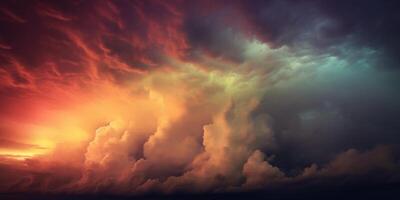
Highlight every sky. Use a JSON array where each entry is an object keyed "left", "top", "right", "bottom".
[{"left": 0, "top": 0, "right": 400, "bottom": 198}]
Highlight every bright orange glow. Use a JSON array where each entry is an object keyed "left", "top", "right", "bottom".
[{"left": 0, "top": 139, "right": 51, "bottom": 160}]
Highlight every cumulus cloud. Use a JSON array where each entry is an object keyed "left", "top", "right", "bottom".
[
  {"left": 0, "top": 0, "right": 400, "bottom": 197},
  {"left": 67, "top": 65, "right": 275, "bottom": 194},
  {"left": 311, "top": 145, "right": 398, "bottom": 177},
  {"left": 242, "top": 150, "right": 285, "bottom": 189}
]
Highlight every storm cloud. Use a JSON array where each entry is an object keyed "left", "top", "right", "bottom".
[{"left": 0, "top": 0, "right": 400, "bottom": 198}]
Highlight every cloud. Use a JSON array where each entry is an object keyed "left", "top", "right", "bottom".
[
  {"left": 182, "top": 4, "right": 248, "bottom": 63},
  {"left": 296, "top": 145, "right": 400, "bottom": 189},
  {"left": 0, "top": 7, "right": 26, "bottom": 23},
  {"left": 0, "top": 139, "right": 46, "bottom": 150},
  {"left": 67, "top": 65, "right": 274, "bottom": 194},
  {"left": 318, "top": 145, "right": 398, "bottom": 177},
  {"left": 242, "top": 150, "right": 285, "bottom": 189},
  {"left": 0, "top": 0, "right": 400, "bottom": 196}
]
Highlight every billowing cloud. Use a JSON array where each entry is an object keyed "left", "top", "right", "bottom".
[
  {"left": 242, "top": 150, "right": 285, "bottom": 189},
  {"left": 0, "top": 0, "right": 400, "bottom": 197}
]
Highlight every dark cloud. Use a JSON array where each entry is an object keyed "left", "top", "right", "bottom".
[
  {"left": 240, "top": 0, "right": 400, "bottom": 67},
  {"left": 240, "top": 0, "right": 329, "bottom": 47},
  {"left": 182, "top": 3, "right": 248, "bottom": 63},
  {"left": 314, "top": 0, "right": 400, "bottom": 67},
  {"left": 257, "top": 66, "right": 400, "bottom": 172}
]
